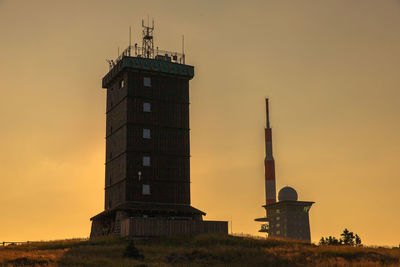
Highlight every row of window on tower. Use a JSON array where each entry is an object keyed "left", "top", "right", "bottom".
[
  {"left": 139, "top": 78, "right": 152, "bottom": 196},
  {"left": 142, "top": 78, "right": 151, "bottom": 195},
  {"left": 107, "top": 77, "right": 154, "bottom": 204},
  {"left": 140, "top": 77, "right": 151, "bottom": 176},
  {"left": 118, "top": 77, "right": 152, "bottom": 89},
  {"left": 141, "top": 77, "right": 152, "bottom": 177}
]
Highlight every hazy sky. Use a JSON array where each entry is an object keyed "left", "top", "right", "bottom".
[{"left": 0, "top": 0, "right": 399, "bottom": 245}]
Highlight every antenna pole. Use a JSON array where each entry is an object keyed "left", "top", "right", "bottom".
[
  {"left": 152, "top": 19, "right": 154, "bottom": 55},
  {"left": 182, "top": 35, "right": 185, "bottom": 64},
  {"left": 266, "top": 98, "right": 270, "bottom": 129},
  {"left": 129, "top": 26, "right": 132, "bottom": 56}
]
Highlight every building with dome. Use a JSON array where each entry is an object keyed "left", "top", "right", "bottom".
[
  {"left": 255, "top": 99, "right": 314, "bottom": 242},
  {"left": 257, "top": 186, "right": 314, "bottom": 241}
]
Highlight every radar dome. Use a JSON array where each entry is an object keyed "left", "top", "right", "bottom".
[{"left": 278, "top": 186, "right": 298, "bottom": 201}]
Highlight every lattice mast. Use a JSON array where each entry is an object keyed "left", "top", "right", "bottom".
[{"left": 142, "top": 18, "right": 154, "bottom": 58}]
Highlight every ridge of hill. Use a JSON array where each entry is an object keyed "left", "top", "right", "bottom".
[{"left": 0, "top": 234, "right": 399, "bottom": 266}]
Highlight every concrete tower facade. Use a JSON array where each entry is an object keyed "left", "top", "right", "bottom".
[
  {"left": 90, "top": 22, "right": 227, "bottom": 238},
  {"left": 102, "top": 56, "right": 194, "bottom": 211},
  {"left": 255, "top": 99, "right": 314, "bottom": 242}
]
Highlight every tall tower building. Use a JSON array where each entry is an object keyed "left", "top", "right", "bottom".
[
  {"left": 90, "top": 21, "right": 227, "bottom": 237},
  {"left": 255, "top": 99, "right": 314, "bottom": 242},
  {"left": 264, "top": 98, "right": 277, "bottom": 205}
]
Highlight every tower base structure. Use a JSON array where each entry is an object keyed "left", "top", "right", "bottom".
[
  {"left": 255, "top": 200, "right": 314, "bottom": 242},
  {"left": 90, "top": 202, "right": 228, "bottom": 238}
]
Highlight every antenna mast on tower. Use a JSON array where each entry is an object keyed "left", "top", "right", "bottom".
[{"left": 142, "top": 18, "right": 154, "bottom": 58}]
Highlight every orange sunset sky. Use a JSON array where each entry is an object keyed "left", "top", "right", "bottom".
[{"left": 0, "top": 0, "right": 399, "bottom": 246}]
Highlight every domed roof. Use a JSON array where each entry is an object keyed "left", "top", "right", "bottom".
[{"left": 278, "top": 186, "right": 298, "bottom": 201}]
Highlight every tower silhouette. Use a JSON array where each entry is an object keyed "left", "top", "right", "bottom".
[
  {"left": 90, "top": 20, "right": 227, "bottom": 237},
  {"left": 255, "top": 99, "right": 314, "bottom": 241}
]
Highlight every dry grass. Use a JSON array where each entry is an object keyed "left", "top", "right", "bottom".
[{"left": 0, "top": 234, "right": 399, "bottom": 266}]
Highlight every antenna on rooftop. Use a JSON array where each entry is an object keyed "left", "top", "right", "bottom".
[
  {"left": 182, "top": 35, "right": 185, "bottom": 64},
  {"left": 142, "top": 17, "right": 154, "bottom": 58},
  {"left": 129, "top": 26, "right": 132, "bottom": 56},
  {"left": 106, "top": 18, "right": 187, "bottom": 69}
]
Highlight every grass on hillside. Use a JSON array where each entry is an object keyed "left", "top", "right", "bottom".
[{"left": 0, "top": 234, "right": 399, "bottom": 266}]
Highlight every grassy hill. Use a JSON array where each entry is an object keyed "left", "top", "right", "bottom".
[{"left": 0, "top": 234, "right": 399, "bottom": 266}]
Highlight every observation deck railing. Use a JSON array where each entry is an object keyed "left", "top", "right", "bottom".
[{"left": 107, "top": 45, "right": 185, "bottom": 70}]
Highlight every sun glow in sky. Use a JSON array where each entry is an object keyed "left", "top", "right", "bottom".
[{"left": 0, "top": 0, "right": 400, "bottom": 246}]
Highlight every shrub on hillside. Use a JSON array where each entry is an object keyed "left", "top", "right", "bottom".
[
  {"left": 123, "top": 240, "right": 144, "bottom": 259},
  {"left": 319, "top": 228, "right": 362, "bottom": 246}
]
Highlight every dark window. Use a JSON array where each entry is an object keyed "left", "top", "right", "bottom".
[
  {"left": 143, "top": 102, "right": 151, "bottom": 112},
  {"left": 142, "top": 184, "right": 151, "bottom": 195},
  {"left": 144, "top": 77, "right": 151, "bottom": 87},
  {"left": 143, "top": 156, "right": 150, "bottom": 166},
  {"left": 143, "top": 129, "right": 151, "bottom": 139}
]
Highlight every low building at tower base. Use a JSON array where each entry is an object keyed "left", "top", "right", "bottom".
[
  {"left": 120, "top": 217, "right": 227, "bottom": 237},
  {"left": 90, "top": 202, "right": 228, "bottom": 238}
]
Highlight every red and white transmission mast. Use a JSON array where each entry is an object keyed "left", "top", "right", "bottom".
[{"left": 264, "top": 98, "right": 276, "bottom": 205}]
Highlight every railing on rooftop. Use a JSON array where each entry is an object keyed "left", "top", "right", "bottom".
[{"left": 107, "top": 45, "right": 185, "bottom": 70}]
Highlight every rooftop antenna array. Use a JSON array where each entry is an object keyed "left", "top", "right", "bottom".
[
  {"left": 106, "top": 18, "right": 187, "bottom": 70},
  {"left": 142, "top": 17, "right": 154, "bottom": 58}
]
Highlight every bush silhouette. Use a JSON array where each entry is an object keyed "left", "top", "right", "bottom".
[
  {"left": 319, "top": 228, "right": 362, "bottom": 246},
  {"left": 124, "top": 240, "right": 144, "bottom": 259}
]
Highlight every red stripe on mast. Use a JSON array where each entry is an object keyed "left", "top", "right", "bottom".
[{"left": 265, "top": 98, "right": 276, "bottom": 205}]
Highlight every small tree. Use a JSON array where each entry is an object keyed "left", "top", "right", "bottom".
[
  {"left": 319, "top": 229, "right": 361, "bottom": 246},
  {"left": 355, "top": 234, "right": 362, "bottom": 246},
  {"left": 341, "top": 228, "right": 355, "bottom": 246},
  {"left": 320, "top": 236, "right": 341, "bottom": 245},
  {"left": 328, "top": 236, "right": 341, "bottom": 245}
]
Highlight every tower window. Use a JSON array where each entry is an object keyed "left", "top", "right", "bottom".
[
  {"left": 143, "top": 102, "right": 151, "bottom": 112},
  {"left": 143, "top": 129, "right": 151, "bottom": 139},
  {"left": 143, "top": 156, "right": 151, "bottom": 166},
  {"left": 143, "top": 77, "right": 151, "bottom": 87},
  {"left": 142, "top": 184, "right": 151, "bottom": 195},
  {"left": 120, "top": 80, "right": 125, "bottom": 89}
]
